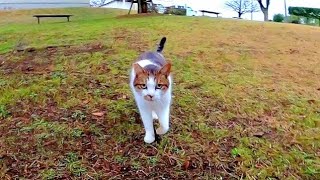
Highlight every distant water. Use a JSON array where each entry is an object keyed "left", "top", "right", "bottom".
[{"left": 0, "top": 3, "right": 89, "bottom": 10}]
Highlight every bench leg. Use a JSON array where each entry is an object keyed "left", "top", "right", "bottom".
[
  {"left": 37, "top": 17, "right": 40, "bottom": 24},
  {"left": 67, "top": 17, "right": 70, "bottom": 22}
]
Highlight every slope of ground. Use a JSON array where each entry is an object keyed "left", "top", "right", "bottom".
[{"left": 0, "top": 8, "right": 319, "bottom": 179}]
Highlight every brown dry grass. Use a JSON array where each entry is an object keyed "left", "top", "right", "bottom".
[{"left": 0, "top": 8, "right": 320, "bottom": 179}]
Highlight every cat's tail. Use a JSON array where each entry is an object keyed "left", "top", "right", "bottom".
[{"left": 156, "top": 37, "right": 167, "bottom": 53}]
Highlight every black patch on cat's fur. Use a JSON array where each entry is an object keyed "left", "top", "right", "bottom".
[{"left": 157, "top": 37, "right": 166, "bottom": 52}]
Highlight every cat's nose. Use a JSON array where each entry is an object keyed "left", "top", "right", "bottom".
[{"left": 144, "top": 95, "right": 154, "bottom": 101}]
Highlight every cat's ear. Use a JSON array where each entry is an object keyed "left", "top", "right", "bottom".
[
  {"left": 133, "top": 63, "right": 145, "bottom": 75},
  {"left": 159, "top": 63, "right": 171, "bottom": 77}
]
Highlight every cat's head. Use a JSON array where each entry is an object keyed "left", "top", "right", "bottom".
[{"left": 132, "top": 63, "right": 171, "bottom": 101}]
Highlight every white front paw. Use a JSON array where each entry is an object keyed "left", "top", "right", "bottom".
[
  {"left": 144, "top": 134, "right": 155, "bottom": 143},
  {"left": 152, "top": 111, "right": 158, "bottom": 119}
]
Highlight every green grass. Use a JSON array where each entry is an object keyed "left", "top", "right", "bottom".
[{"left": 1, "top": 7, "right": 320, "bottom": 179}]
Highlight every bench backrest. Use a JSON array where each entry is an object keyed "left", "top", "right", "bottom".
[{"left": 33, "top": 14, "right": 73, "bottom": 17}]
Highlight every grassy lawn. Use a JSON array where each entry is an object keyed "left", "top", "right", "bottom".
[{"left": 0, "top": 7, "right": 320, "bottom": 179}]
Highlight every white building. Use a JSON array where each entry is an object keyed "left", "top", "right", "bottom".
[{"left": 96, "top": 0, "right": 137, "bottom": 11}]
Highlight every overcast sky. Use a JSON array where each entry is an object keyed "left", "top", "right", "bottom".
[
  {"left": 2, "top": 0, "right": 320, "bottom": 21},
  {"left": 155, "top": 0, "right": 320, "bottom": 21}
]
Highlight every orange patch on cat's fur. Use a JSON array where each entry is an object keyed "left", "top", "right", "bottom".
[
  {"left": 156, "top": 63, "right": 171, "bottom": 90},
  {"left": 133, "top": 63, "right": 171, "bottom": 90},
  {"left": 133, "top": 63, "right": 148, "bottom": 89}
]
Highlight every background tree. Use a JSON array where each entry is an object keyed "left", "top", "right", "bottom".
[
  {"left": 256, "top": 0, "right": 270, "bottom": 21},
  {"left": 249, "top": 0, "right": 260, "bottom": 20},
  {"left": 225, "top": 0, "right": 258, "bottom": 18},
  {"left": 91, "top": 0, "right": 150, "bottom": 14}
]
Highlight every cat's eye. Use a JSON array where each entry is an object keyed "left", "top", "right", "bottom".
[
  {"left": 156, "top": 84, "right": 163, "bottom": 89},
  {"left": 140, "top": 84, "right": 147, "bottom": 89}
]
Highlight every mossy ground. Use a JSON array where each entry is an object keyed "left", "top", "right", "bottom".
[{"left": 0, "top": 7, "right": 319, "bottom": 179}]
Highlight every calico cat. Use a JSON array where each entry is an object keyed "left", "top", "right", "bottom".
[{"left": 129, "top": 37, "right": 172, "bottom": 143}]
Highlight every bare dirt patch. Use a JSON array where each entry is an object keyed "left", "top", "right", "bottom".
[
  {"left": 63, "top": 42, "right": 112, "bottom": 56},
  {"left": 1, "top": 50, "right": 53, "bottom": 74},
  {"left": 113, "top": 28, "right": 150, "bottom": 53},
  {"left": 0, "top": 42, "right": 113, "bottom": 75}
]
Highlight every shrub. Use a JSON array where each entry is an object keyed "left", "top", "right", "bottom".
[
  {"left": 287, "top": 15, "right": 301, "bottom": 24},
  {"left": 273, "top": 14, "right": 285, "bottom": 22},
  {"left": 291, "top": 20, "right": 300, "bottom": 24},
  {"left": 165, "top": 8, "right": 186, "bottom": 16}
]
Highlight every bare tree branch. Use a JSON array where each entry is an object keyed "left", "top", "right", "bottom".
[
  {"left": 90, "top": 0, "right": 119, "bottom": 7},
  {"left": 225, "top": 0, "right": 259, "bottom": 18},
  {"left": 250, "top": 1, "right": 260, "bottom": 13}
]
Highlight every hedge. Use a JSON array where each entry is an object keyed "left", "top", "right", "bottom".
[{"left": 289, "top": 6, "right": 320, "bottom": 25}]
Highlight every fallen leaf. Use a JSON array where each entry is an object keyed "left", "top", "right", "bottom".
[
  {"left": 44, "top": 140, "right": 57, "bottom": 146},
  {"left": 92, "top": 112, "right": 105, "bottom": 117},
  {"left": 253, "top": 131, "right": 265, "bottom": 138},
  {"left": 82, "top": 100, "right": 89, "bottom": 104},
  {"left": 183, "top": 160, "right": 190, "bottom": 170},
  {"left": 26, "top": 47, "right": 36, "bottom": 52},
  {"left": 255, "top": 163, "right": 263, "bottom": 168},
  {"left": 26, "top": 66, "right": 34, "bottom": 71},
  {"left": 307, "top": 99, "right": 316, "bottom": 104}
]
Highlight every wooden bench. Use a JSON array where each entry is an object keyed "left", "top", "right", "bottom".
[
  {"left": 33, "top": 14, "right": 73, "bottom": 24},
  {"left": 199, "top": 10, "right": 221, "bottom": 17}
]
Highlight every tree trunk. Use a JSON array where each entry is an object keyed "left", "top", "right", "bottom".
[
  {"left": 238, "top": 12, "right": 242, "bottom": 18},
  {"left": 262, "top": 9, "right": 268, "bottom": 21},
  {"left": 138, "top": 0, "right": 148, "bottom": 13},
  {"left": 141, "top": 1, "right": 148, "bottom": 13},
  {"left": 257, "top": 0, "right": 270, "bottom": 22},
  {"left": 284, "top": 0, "right": 287, "bottom": 21},
  {"left": 137, "top": 0, "right": 141, "bottom": 13}
]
